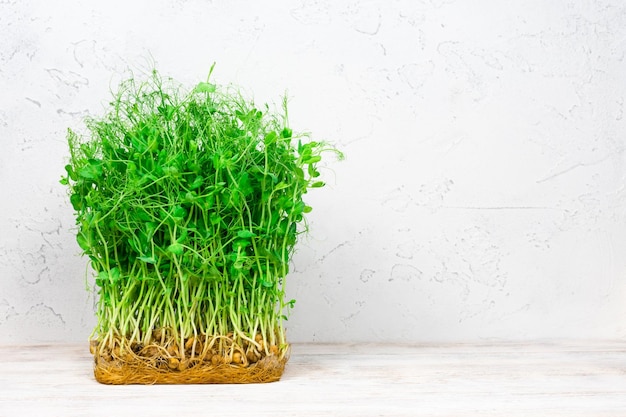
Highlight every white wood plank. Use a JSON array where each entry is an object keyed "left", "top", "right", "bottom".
[{"left": 0, "top": 341, "right": 625, "bottom": 417}]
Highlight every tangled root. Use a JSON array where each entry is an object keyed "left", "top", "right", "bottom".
[{"left": 91, "top": 334, "right": 289, "bottom": 384}]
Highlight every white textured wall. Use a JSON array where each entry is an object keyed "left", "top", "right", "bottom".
[{"left": 2, "top": 0, "right": 626, "bottom": 344}]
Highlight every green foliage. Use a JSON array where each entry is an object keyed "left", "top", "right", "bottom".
[{"left": 62, "top": 70, "right": 342, "bottom": 349}]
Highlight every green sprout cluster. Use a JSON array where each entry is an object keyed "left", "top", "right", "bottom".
[{"left": 62, "top": 70, "right": 341, "bottom": 360}]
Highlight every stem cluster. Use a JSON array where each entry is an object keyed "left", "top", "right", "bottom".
[{"left": 62, "top": 70, "right": 341, "bottom": 361}]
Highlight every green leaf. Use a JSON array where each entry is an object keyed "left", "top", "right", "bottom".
[
  {"left": 311, "top": 181, "right": 325, "bottom": 188},
  {"left": 135, "top": 209, "right": 152, "bottom": 222},
  {"left": 273, "top": 181, "right": 289, "bottom": 191},
  {"left": 184, "top": 191, "right": 198, "bottom": 203},
  {"left": 281, "top": 127, "right": 292, "bottom": 138},
  {"left": 202, "top": 194, "right": 215, "bottom": 210},
  {"left": 237, "top": 172, "right": 253, "bottom": 196},
  {"left": 138, "top": 256, "right": 156, "bottom": 264},
  {"left": 64, "top": 164, "right": 77, "bottom": 181},
  {"left": 110, "top": 267, "right": 121, "bottom": 282},
  {"left": 145, "top": 222, "right": 158, "bottom": 238},
  {"left": 76, "top": 234, "right": 89, "bottom": 251},
  {"left": 308, "top": 164, "right": 320, "bottom": 178},
  {"left": 233, "top": 239, "right": 251, "bottom": 250},
  {"left": 172, "top": 206, "right": 187, "bottom": 217},
  {"left": 294, "top": 167, "right": 304, "bottom": 181},
  {"left": 304, "top": 155, "right": 322, "bottom": 164},
  {"left": 264, "top": 131, "right": 277, "bottom": 145},
  {"left": 162, "top": 165, "right": 179, "bottom": 177},
  {"left": 176, "top": 229, "right": 188, "bottom": 244},
  {"left": 194, "top": 82, "right": 216, "bottom": 93},
  {"left": 209, "top": 213, "right": 221, "bottom": 225},
  {"left": 158, "top": 104, "right": 175, "bottom": 120},
  {"left": 237, "top": 230, "right": 256, "bottom": 239},
  {"left": 171, "top": 206, "right": 187, "bottom": 223},
  {"left": 78, "top": 159, "right": 103, "bottom": 180},
  {"left": 292, "top": 201, "right": 306, "bottom": 215},
  {"left": 98, "top": 267, "right": 121, "bottom": 284},
  {"left": 167, "top": 243, "right": 184, "bottom": 256},
  {"left": 189, "top": 175, "right": 204, "bottom": 190}
]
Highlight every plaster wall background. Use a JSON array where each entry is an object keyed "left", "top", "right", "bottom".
[{"left": 1, "top": 0, "right": 626, "bottom": 343}]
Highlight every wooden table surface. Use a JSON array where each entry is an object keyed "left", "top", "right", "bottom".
[{"left": 1, "top": 341, "right": 625, "bottom": 416}]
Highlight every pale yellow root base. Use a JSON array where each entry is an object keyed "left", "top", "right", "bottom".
[{"left": 93, "top": 354, "right": 287, "bottom": 384}]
